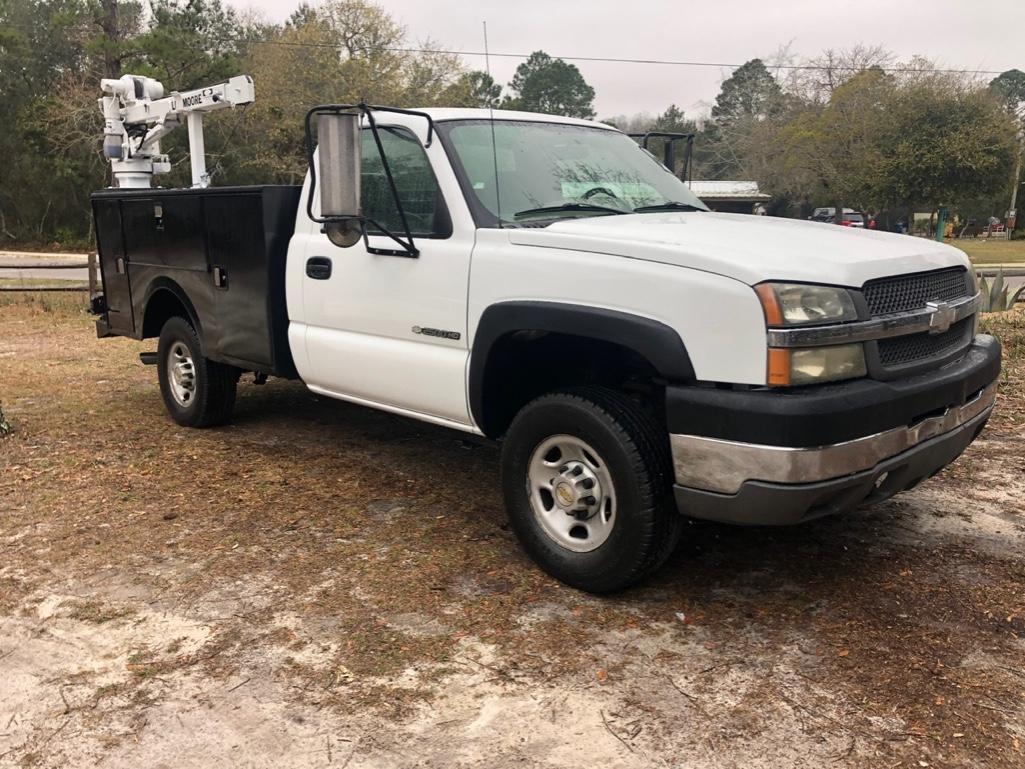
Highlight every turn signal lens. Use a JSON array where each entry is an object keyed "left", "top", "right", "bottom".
[
  {"left": 754, "top": 284, "right": 784, "bottom": 326},
  {"left": 767, "top": 343, "right": 867, "bottom": 386},
  {"left": 767, "top": 348, "right": 791, "bottom": 386}
]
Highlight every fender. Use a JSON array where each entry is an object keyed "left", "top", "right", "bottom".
[
  {"left": 468, "top": 301, "right": 694, "bottom": 431},
  {"left": 138, "top": 276, "right": 205, "bottom": 341}
]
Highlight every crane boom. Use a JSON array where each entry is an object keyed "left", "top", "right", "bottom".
[{"left": 99, "top": 74, "right": 255, "bottom": 189}]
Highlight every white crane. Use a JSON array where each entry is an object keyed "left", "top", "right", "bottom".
[{"left": 99, "top": 74, "right": 255, "bottom": 189}]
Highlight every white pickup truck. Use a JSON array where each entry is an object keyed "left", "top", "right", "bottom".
[{"left": 92, "top": 92, "right": 1000, "bottom": 593}]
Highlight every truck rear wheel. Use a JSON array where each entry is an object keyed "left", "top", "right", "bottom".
[
  {"left": 500, "top": 386, "right": 681, "bottom": 593},
  {"left": 157, "top": 317, "right": 238, "bottom": 428}
]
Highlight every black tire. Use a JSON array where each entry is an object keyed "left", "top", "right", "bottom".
[
  {"left": 156, "top": 316, "right": 238, "bottom": 428},
  {"left": 501, "top": 386, "right": 682, "bottom": 593}
]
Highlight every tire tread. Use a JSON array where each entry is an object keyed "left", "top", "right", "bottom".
[
  {"left": 502, "top": 385, "right": 681, "bottom": 592},
  {"left": 157, "top": 317, "right": 237, "bottom": 428}
]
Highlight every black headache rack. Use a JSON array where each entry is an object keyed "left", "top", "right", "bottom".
[
  {"left": 91, "top": 184, "right": 302, "bottom": 379},
  {"left": 629, "top": 132, "right": 695, "bottom": 184}
]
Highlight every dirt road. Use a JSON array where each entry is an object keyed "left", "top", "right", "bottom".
[
  {"left": 2, "top": 296, "right": 1024, "bottom": 768},
  {"left": 0, "top": 252, "right": 90, "bottom": 284}
]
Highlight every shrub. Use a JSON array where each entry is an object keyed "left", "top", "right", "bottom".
[{"left": 978, "top": 268, "right": 1025, "bottom": 312}]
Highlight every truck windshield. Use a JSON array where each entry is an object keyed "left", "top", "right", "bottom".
[{"left": 440, "top": 120, "right": 708, "bottom": 226}]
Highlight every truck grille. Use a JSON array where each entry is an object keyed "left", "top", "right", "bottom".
[
  {"left": 863, "top": 268, "right": 971, "bottom": 316},
  {"left": 861, "top": 268, "right": 976, "bottom": 375},
  {"left": 877, "top": 318, "right": 972, "bottom": 368}
]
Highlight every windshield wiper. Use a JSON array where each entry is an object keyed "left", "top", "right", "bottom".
[
  {"left": 632, "top": 201, "right": 704, "bottom": 213},
  {"left": 513, "top": 202, "right": 627, "bottom": 219}
]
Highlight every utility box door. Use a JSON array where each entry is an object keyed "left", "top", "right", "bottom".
[
  {"left": 93, "top": 198, "right": 134, "bottom": 334},
  {"left": 205, "top": 193, "right": 274, "bottom": 368}
]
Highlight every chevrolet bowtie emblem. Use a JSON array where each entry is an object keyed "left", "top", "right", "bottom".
[{"left": 926, "top": 301, "right": 955, "bottom": 334}]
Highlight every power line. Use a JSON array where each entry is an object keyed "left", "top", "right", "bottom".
[
  {"left": 5, "top": 20, "right": 1012, "bottom": 76},
  {"left": 237, "top": 38, "right": 1010, "bottom": 76}
]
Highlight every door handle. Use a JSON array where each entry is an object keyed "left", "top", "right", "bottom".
[
  {"left": 212, "top": 265, "right": 228, "bottom": 289},
  {"left": 306, "top": 256, "right": 332, "bottom": 280}
]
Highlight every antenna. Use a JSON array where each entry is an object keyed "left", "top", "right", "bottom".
[{"left": 483, "top": 21, "right": 502, "bottom": 228}]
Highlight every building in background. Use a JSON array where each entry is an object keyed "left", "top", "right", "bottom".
[{"left": 689, "top": 181, "right": 771, "bottom": 214}]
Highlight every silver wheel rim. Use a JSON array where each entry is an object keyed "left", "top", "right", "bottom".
[
  {"left": 167, "top": 342, "right": 196, "bottom": 408},
  {"left": 526, "top": 434, "right": 617, "bottom": 553}
]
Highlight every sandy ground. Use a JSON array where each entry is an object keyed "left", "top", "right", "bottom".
[{"left": 1, "top": 298, "right": 1024, "bottom": 768}]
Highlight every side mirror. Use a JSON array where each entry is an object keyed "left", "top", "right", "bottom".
[{"left": 316, "top": 112, "right": 363, "bottom": 248}]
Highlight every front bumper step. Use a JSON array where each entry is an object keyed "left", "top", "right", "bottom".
[
  {"left": 673, "top": 405, "right": 991, "bottom": 525},
  {"left": 671, "top": 381, "right": 996, "bottom": 496}
]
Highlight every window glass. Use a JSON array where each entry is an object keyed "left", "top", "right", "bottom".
[
  {"left": 361, "top": 127, "right": 446, "bottom": 237},
  {"left": 443, "top": 120, "right": 707, "bottom": 225}
]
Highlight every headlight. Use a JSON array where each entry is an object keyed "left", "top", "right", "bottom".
[
  {"left": 768, "top": 344, "right": 866, "bottom": 386},
  {"left": 755, "top": 282, "right": 857, "bottom": 326}
]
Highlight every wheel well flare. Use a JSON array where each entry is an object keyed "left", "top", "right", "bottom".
[
  {"left": 141, "top": 287, "right": 197, "bottom": 339},
  {"left": 470, "top": 302, "right": 693, "bottom": 438}
]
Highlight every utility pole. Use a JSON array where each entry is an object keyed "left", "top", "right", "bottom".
[
  {"left": 1009, "top": 128, "right": 1022, "bottom": 232},
  {"left": 987, "top": 70, "right": 1025, "bottom": 233}
]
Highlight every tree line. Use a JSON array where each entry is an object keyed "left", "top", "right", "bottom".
[
  {"left": 611, "top": 54, "right": 1024, "bottom": 230},
  {"left": 1, "top": 0, "right": 1021, "bottom": 245}
]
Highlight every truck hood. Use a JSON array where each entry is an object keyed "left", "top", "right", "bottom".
[{"left": 506, "top": 211, "right": 971, "bottom": 287}]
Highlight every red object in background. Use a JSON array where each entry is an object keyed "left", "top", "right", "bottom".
[{"left": 868, "top": 219, "right": 877, "bottom": 229}]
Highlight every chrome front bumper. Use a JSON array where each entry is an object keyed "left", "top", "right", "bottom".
[{"left": 671, "top": 381, "right": 996, "bottom": 495}]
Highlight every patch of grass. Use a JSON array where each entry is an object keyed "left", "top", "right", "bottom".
[
  {"left": 980, "top": 306, "right": 1025, "bottom": 432},
  {"left": 954, "top": 239, "right": 1025, "bottom": 264},
  {"left": 126, "top": 647, "right": 164, "bottom": 679},
  {"left": 65, "top": 599, "right": 134, "bottom": 624},
  {"left": 0, "top": 281, "right": 89, "bottom": 313},
  {"left": 93, "top": 682, "right": 124, "bottom": 701},
  {"left": 122, "top": 631, "right": 241, "bottom": 681},
  {"left": 0, "top": 243, "right": 89, "bottom": 253}
]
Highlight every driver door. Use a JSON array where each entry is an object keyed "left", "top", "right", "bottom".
[{"left": 296, "top": 125, "right": 474, "bottom": 428}]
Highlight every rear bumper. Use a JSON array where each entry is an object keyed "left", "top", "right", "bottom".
[
  {"left": 667, "top": 335, "right": 1000, "bottom": 525},
  {"left": 91, "top": 296, "right": 116, "bottom": 338}
]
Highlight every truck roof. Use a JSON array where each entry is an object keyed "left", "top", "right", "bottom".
[{"left": 407, "top": 108, "right": 617, "bottom": 131}]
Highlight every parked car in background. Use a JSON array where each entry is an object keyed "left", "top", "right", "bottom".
[{"left": 810, "top": 207, "right": 866, "bottom": 227}]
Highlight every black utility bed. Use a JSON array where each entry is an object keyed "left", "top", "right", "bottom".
[{"left": 92, "top": 185, "right": 301, "bottom": 378}]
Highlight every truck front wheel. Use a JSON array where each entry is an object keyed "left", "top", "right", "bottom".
[
  {"left": 501, "top": 386, "right": 682, "bottom": 593},
  {"left": 157, "top": 317, "right": 238, "bottom": 428}
]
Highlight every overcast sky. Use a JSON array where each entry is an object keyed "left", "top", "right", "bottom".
[{"left": 230, "top": 0, "right": 1023, "bottom": 118}]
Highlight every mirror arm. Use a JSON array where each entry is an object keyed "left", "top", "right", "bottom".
[
  {"left": 363, "top": 105, "right": 435, "bottom": 147},
  {"left": 363, "top": 108, "right": 418, "bottom": 257},
  {"left": 305, "top": 103, "right": 430, "bottom": 258},
  {"left": 361, "top": 217, "right": 419, "bottom": 258}
]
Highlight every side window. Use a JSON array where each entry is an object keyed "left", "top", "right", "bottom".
[{"left": 361, "top": 127, "right": 450, "bottom": 238}]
